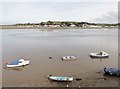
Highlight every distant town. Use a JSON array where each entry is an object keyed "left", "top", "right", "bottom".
[{"left": 0, "top": 21, "right": 119, "bottom": 29}]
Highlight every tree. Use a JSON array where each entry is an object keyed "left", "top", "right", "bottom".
[{"left": 40, "top": 22, "right": 45, "bottom": 26}]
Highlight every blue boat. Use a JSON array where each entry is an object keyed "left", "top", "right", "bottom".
[
  {"left": 9, "top": 59, "right": 19, "bottom": 65},
  {"left": 6, "top": 59, "right": 30, "bottom": 68},
  {"left": 104, "top": 67, "right": 120, "bottom": 76}
]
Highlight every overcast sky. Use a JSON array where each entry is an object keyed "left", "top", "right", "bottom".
[{"left": 0, "top": 0, "right": 119, "bottom": 25}]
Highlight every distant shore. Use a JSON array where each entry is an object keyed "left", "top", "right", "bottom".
[
  {"left": 0, "top": 25, "right": 118, "bottom": 30},
  {"left": 0, "top": 21, "right": 119, "bottom": 30}
]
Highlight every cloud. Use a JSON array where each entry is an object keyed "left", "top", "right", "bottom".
[
  {"left": 0, "top": 0, "right": 119, "bottom": 2},
  {"left": 90, "top": 11, "right": 118, "bottom": 23},
  {"left": 0, "top": 2, "right": 118, "bottom": 24}
]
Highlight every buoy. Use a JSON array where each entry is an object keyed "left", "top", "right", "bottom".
[
  {"left": 66, "top": 85, "right": 69, "bottom": 88},
  {"left": 49, "top": 56, "right": 52, "bottom": 59},
  {"left": 78, "top": 85, "right": 81, "bottom": 88}
]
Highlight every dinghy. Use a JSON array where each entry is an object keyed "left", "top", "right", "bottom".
[
  {"left": 90, "top": 51, "right": 109, "bottom": 58},
  {"left": 62, "top": 56, "right": 76, "bottom": 60},
  {"left": 104, "top": 67, "right": 120, "bottom": 76},
  {"left": 6, "top": 59, "right": 30, "bottom": 68},
  {"left": 48, "top": 75, "right": 73, "bottom": 82}
]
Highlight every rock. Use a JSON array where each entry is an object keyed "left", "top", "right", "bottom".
[{"left": 75, "top": 78, "right": 82, "bottom": 81}]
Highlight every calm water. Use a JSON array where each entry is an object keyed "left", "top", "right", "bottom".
[{"left": 2, "top": 29, "right": 118, "bottom": 87}]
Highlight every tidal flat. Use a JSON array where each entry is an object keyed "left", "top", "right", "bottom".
[{"left": 2, "top": 28, "right": 118, "bottom": 87}]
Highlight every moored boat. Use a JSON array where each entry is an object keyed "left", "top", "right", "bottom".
[
  {"left": 47, "top": 75, "right": 73, "bottom": 82},
  {"left": 90, "top": 51, "right": 109, "bottom": 58},
  {"left": 62, "top": 56, "right": 76, "bottom": 60},
  {"left": 104, "top": 67, "right": 120, "bottom": 76},
  {"left": 5, "top": 59, "right": 30, "bottom": 68}
]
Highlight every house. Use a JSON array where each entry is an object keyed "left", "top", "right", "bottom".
[
  {"left": 70, "top": 24, "right": 76, "bottom": 27},
  {"left": 82, "top": 23, "right": 90, "bottom": 27}
]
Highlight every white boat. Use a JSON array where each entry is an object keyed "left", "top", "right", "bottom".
[
  {"left": 6, "top": 59, "right": 30, "bottom": 68},
  {"left": 62, "top": 56, "right": 76, "bottom": 60},
  {"left": 48, "top": 75, "right": 73, "bottom": 82},
  {"left": 90, "top": 51, "right": 109, "bottom": 58}
]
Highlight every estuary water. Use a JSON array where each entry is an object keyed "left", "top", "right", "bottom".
[{"left": 2, "top": 29, "right": 118, "bottom": 87}]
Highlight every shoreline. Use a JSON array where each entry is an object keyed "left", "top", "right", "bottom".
[{"left": 0, "top": 25, "right": 118, "bottom": 30}]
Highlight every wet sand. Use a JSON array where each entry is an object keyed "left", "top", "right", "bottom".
[{"left": 2, "top": 29, "right": 118, "bottom": 87}]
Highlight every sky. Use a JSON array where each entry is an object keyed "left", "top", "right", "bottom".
[{"left": 0, "top": 0, "right": 119, "bottom": 25}]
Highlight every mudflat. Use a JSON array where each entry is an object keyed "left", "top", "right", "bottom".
[{"left": 2, "top": 29, "right": 118, "bottom": 87}]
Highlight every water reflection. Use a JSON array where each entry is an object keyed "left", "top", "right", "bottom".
[
  {"left": 90, "top": 57, "right": 110, "bottom": 62},
  {"left": 4, "top": 64, "right": 30, "bottom": 71}
]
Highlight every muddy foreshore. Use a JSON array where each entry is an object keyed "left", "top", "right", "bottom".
[{"left": 2, "top": 29, "right": 118, "bottom": 87}]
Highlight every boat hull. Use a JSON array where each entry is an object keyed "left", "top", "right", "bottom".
[
  {"left": 62, "top": 56, "right": 76, "bottom": 60},
  {"left": 6, "top": 60, "right": 29, "bottom": 68},
  {"left": 90, "top": 53, "right": 109, "bottom": 58},
  {"left": 90, "top": 55, "right": 109, "bottom": 58},
  {"left": 48, "top": 76, "right": 73, "bottom": 82},
  {"left": 104, "top": 67, "right": 120, "bottom": 76}
]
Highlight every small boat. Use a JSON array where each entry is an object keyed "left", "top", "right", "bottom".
[
  {"left": 5, "top": 59, "right": 30, "bottom": 68},
  {"left": 90, "top": 51, "right": 109, "bottom": 58},
  {"left": 62, "top": 56, "right": 76, "bottom": 60},
  {"left": 104, "top": 67, "right": 120, "bottom": 76},
  {"left": 47, "top": 75, "right": 73, "bottom": 82}
]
